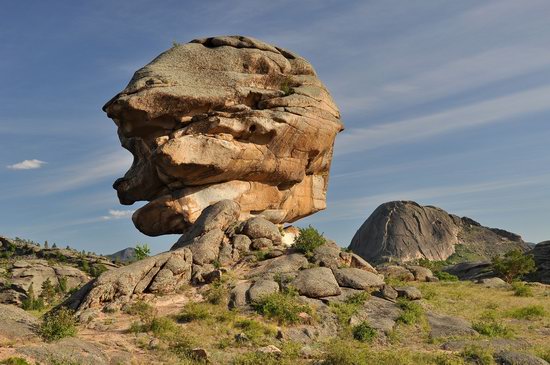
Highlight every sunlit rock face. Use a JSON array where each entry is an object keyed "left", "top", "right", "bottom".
[{"left": 103, "top": 36, "right": 344, "bottom": 237}]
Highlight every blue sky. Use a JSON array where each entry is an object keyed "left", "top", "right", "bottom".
[{"left": 1, "top": 0, "right": 549, "bottom": 254}]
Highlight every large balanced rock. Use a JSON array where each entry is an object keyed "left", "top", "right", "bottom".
[
  {"left": 104, "top": 35, "right": 343, "bottom": 237},
  {"left": 349, "top": 201, "right": 528, "bottom": 264}
]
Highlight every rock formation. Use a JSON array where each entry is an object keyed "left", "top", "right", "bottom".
[
  {"left": 528, "top": 241, "right": 550, "bottom": 284},
  {"left": 349, "top": 201, "right": 528, "bottom": 264},
  {"left": 104, "top": 35, "right": 343, "bottom": 237}
]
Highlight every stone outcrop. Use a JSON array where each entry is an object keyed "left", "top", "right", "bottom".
[
  {"left": 103, "top": 35, "right": 343, "bottom": 237},
  {"left": 349, "top": 201, "right": 528, "bottom": 264},
  {"left": 528, "top": 241, "right": 550, "bottom": 284}
]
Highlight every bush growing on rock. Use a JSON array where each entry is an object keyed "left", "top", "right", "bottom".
[
  {"left": 134, "top": 243, "right": 150, "bottom": 261},
  {"left": 491, "top": 249, "right": 535, "bottom": 283},
  {"left": 352, "top": 321, "right": 377, "bottom": 342},
  {"left": 293, "top": 226, "right": 326, "bottom": 255},
  {"left": 39, "top": 307, "right": 77, "bottom": 342}
]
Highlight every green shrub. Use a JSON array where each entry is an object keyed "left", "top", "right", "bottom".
[
  {"left": 396, "top": 298, "right": 424, "bottom": 325},
  {"left": 21, "top": 283, "right": 45, "bottom": 311},
  {"left": 57, "top": 277, "right": 68, "bottom": 294},
  {"left": 507, "top": 305, "right": 546, "bottom": 320},
  {"left": 232, "top": 352, "right": 281, "bottom": 365},
  {"left": 461, "top": 345, "right": 495, "bottom": 365},
  {"left": 293, "top": 225, "right": 326, "bottom": 255},
  {"left": 329, "top": 292, "right": 370, "bottom": 326},
  {"left": 491, "top": 249, "right": 536, "bottom": 283},
  {"left": 123, "top": 300, "right": 155, "bottom": 319},
  {"left": 252, "top": 288, "right": 312, "bottom": 324},
  {"left": 0, "top": 358, "right": 31, "bottom": 365},
  {"left": 511, "top": 281, "right": 533, "bottom": 297},
  {"left": 352, "top": 321, "right": 377, "bottom": 342},
  {"left": 205, "top": 280, "right": 228, "bottom": 305},
  {"left": 39, "top": 307, "right": 77, "bottom": 342},
  {"left": 472, "top": 320, "right": 513, "bottom": 338},
  {"left": 134, "top": 243, "right": 150, "bottom": 261},
  {"left": 234, "top": 319, "right": 276, "bottom": 345},
  {"left": 177, "top": 302, "right": 211, "bottom": 323},
  {"left": 435, "top": 271, "right": 459, "bottom": 282}
]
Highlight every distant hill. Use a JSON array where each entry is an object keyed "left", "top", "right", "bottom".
[
  {"left": 106, "top": 247, "right": 137, "bottom": 263},
  {"left": 349, "top": 201, "right": 528, "bottom": 264}
]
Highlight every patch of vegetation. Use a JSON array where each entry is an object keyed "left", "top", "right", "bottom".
[
  {"left": 177, "top": 302, "right": 212, "bottom": 323},
  {"left": 204, "top": 279, "right": 229, "bottom": 305},
  {"left": 293, "top": 225, "right": 326, "bottom": 255},
  {"left": 234, "top": 318, "right": 276, "bottom": 345},
  {"left": 506, "top": 305, "right": 546, "bottom": 320},
  {"left": 322, "top": 340, "right": 466, "bottom": 365},
  {"left": 21, "top": 283, "right": 45, "bottom": 311},
  {"left": 280, "top": 77, "right": 295, "bottom": 96},
  {"left": 472, "top": 319, "right": 513, "bottom": 338},
  {"left": 39, "top": 307, "right": 77, "bottom": 342},
  {"left": 329, "top": 292, "right": 370, "bottom": 326},
  {"left": 123, "top": 300, "right": 155, "bottom": 319},
  {"left": 134, "top": 243, "right": 150, "bottom": 261},
  {"left": 460, "top": 345, "right": 495, "bottom": 365},
  {"left": 435, "top": 271, "right": 459, "bottom": 282},
  {"left": 0, "top": 358, "right": 31, "bottom": 365},
  {"left": 491, "top": 249, "right": 536, "bottom": 283},
  {"left": 352, "top": 321, "right": 377, "bottom": 342},
  {"left": 252, "top": 287, "right": 313, "bottom": 325},
  {"left": 511, "top": 281, "right": 533, "bottom": 297},
  {"left": 396, "top": 298, "right": 424, "bottom": 325}
]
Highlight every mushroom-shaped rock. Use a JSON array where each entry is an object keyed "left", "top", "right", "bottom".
[{"left": 103, "top": 35, "right": 344, "bottom": 237}]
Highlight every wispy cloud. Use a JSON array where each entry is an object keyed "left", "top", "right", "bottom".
[
  {"left": 336, "top": 85, "right": 550, "bottom": 155},
  {"left": 7, "top": 159, "right": 47, "bottom": 170},
  {"left": 102, "top": 209, "right": 135, "bottom": 220}
]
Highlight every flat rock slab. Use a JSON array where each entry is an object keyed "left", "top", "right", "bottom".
[
  {"left": 291, "top": 267, "right": 341, "bottom": 298},
  {"left": 332, "top": 268, "right": 384, "bottom": 290},
  {"left": 495, "top": 351, "right": 549, "bottom": 365},
  {"left": 395, "top": 286, "right": 422, "bottom": 300},
  {"left": 18, "top": 337, "right": 113, "bottom": 365},
  {"left": 320, "top": 287, "right": 365, "bottom": 304},
  {"left": 350, "top": 297, "right": 401, "bottom": 334},
  {"left": 247, "top": 253, "right": 309, "bottom": 278},
  {"left": 0, "top": 304, "right": 39, "bottom": 343},
  {"left": 426, "top": 311, "right": 478, "bottom": 339}
]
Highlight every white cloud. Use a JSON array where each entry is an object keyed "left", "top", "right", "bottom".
[
  {"left": 336, "top": 85, "right": 550, "bottom": 155},
  {"left": 102, "top": 209, "right": 135, "bottom": 220},
  {"left": 7, "top": 159, "right": 47, "bottom": 170}
]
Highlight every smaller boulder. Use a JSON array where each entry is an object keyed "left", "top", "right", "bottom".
[
  {"left": 291, "top": 267, "right": 341, "bottom": 298},
  {"left": 406, "top": 265, "right": 435, "bottom": 282},
  {"left": 251, "top": 238, "right": 273, "bottom": 251},
  {"left": 349, "top": 253, "right": 377, "bottom": 273},
  {"left": 242, "top": 217, "right": 282, "bottom": 245},
  {"left": 395, "top": 286, "right": 422, "bottom": 300},
  {"left": 376, "top": 284, "right": 398, "bottom": 301},
  {"left": 332, "top": 268, "right": 384, "bottom": 290},
  {"left": 229, "top": 281, "right": 252, "bottom": 309},
  {"left": 248, "top": 280, "right": 279, "bottom": 303},
  {"left": 378, "top": 265, "right": 414, "bottom": 282},
  {"left": 427, "top": 312, "right": 478, "bottom": 339},
  {"left": 476, "top": 277, "right": 510, "bottom": 289},
  {"left": 232, "top": 235, "right": 252, "bottom": 252},
  {"left": 495, "top": 351, "right": 549, "bottom": 365},
  {"left": 311, "top": 241, "right": 341, "bottom": 269}
]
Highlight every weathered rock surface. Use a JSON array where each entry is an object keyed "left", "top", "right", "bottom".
[
  {"left": 291, "top": 267, "right": 341, "bottom": 298},
  {"left": 349, "top": 201, "right": 528, "bottom": 264},
  {"left": 477, "top": 277, "right": 510, "bottom": 289},
  {"left": 332, "top": 268, "right": 384, "bottom": 290},
  {"left": 377, "top": 265, "right": 415, "bottom": 282},
  {"left": 426, "top": 311, "right": 478, "bottom": 339},
  {"left": 104, "top": 35, "right": 343, "bottom": 237},
  {"left": 443, "top": 261, "right": 493, "bottom": 281},
  {"left": 0, "top": 304, "right": 39, "bottom": 343},
  {"left": 395, "top": 286, "right": 422, "bottom": 300},
  {"left": 494, "top": 351, "right": 549, "bottom": 365},
  {"left": 18, "top": 338, "right": 114, "bottom": 365},
  {"left": 528, "top": 241, "right": 550, "bottom": 284},
  {"left": 350, "top": 297, "right": 401, "bottom": 334},
  {"left": 248, "top": 279, "right": 279, "bottom": 303}
]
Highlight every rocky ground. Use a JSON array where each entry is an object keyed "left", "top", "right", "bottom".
[{"left": 1, "top": 230, "right": 549, "bottom": 364}]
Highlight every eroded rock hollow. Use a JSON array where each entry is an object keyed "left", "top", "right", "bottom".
[{"left": 104, "top": 35, "right": 344, "bottom": 237}]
